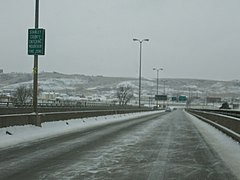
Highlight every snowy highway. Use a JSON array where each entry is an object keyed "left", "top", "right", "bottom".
[{"left": 0, "top": 110, "right": 239, "bottom": 180}]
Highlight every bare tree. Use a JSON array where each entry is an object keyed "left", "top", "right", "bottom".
[
  {"left": 13, "top": 85, "right": 32, "bottom": 105},
  {"left": 117, "top": 85, "right": 134, "bottom": 105}
]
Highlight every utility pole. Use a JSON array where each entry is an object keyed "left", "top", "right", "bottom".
[
  {"left": 33, "top": 0, "right": 39, "bottom": 113},
  {"left": 28, "top": 0, "right": 45, "bottom": 126}
]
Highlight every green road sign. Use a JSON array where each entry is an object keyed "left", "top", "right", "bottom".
[
  {"left": 28, "top": 28, "right": 45, "bottom": 55},
  {"left": 179, "top": 95, "right": 187, "bottom": 102},
  {"left": 155, "top": 95, "right": 167, "bottom": 101}
]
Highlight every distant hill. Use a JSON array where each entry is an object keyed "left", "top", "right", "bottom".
[{"left": 1, "top": 72, "right": 240, "bottom": 101}]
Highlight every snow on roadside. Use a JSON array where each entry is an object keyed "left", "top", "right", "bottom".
[
  {"left": 0, "top": 111, "right": 159, "bottom": 149},
  {"left": 185, "top": 111, "right": 240, "bottom": 179}
]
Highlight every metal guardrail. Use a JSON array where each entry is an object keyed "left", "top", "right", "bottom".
[
  {"left": 187, "top": 109, "right": 240, "bottom": 142},
  {"left": 0, "top": 100, "right": 115, "bottom": 108},
  {"left": 191, "top": 108, "right": 240, "bottom": 119}
]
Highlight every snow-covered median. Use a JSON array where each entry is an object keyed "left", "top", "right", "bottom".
[{"left": 0, "top": 111, "right": 159, "bottom": 149}]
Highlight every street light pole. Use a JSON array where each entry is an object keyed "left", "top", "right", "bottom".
[
  {"left": 153, "top": 68, "right": 163, "bottom": 107},
  {"left": 133, "top": 38, "right": 149, "bottom": 108},
  {"left": 163, "top": 80, "right": 166, "bottom": 95},
  {"left": 153, "top": 68, "right": 163, "bottom": 95}
]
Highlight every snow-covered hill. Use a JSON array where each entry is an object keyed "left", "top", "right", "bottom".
[{"left": 0, "top": 72, "right": 240, "bottom": 102}]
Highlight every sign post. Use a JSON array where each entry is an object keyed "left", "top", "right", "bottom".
[{"left": 27, "top": 0, "right": 45, "bottom": 117}]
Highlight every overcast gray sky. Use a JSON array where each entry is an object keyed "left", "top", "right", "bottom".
[{"left": 0, "top": 0, "right": 240, "bottom": 81}]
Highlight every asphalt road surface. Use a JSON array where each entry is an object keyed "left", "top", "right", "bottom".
[{"left": 0, "top": 110, "right": 239, "bottom": 180}]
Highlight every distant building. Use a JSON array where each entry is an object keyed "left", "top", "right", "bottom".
[
  {"left": 233, "top": 104, "right": 239, "bottom": 109},
  {"left": 39, "top": 92, "right": 59, "bottom": 101},
  {"left": 207, "top": 97, "right": 221, "bottom": 103}
]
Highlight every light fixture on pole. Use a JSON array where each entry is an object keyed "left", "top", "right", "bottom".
[{"left": 133, "top": 38, "right": 149, "bottom": 108}]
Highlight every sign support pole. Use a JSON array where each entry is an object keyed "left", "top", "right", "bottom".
[{"left": 33, "top": 0, "right": 39, "bottom": 113}]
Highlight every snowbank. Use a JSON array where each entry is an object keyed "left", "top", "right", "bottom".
[{"left": 0, "top": 111, "right": 159, "bottom": 149}]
